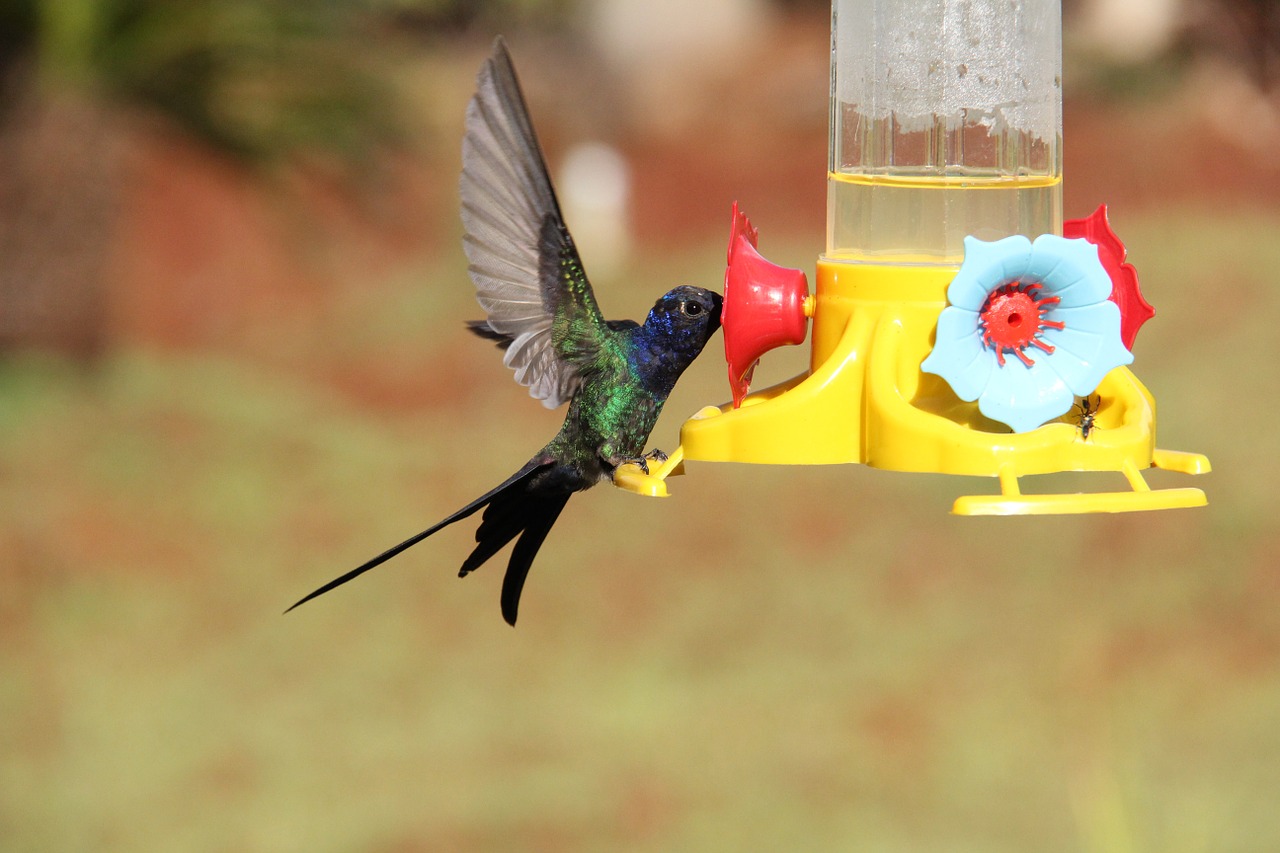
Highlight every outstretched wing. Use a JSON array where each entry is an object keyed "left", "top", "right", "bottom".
[{"left": 461, "top": 37, "right": 612, "bottom": 409}]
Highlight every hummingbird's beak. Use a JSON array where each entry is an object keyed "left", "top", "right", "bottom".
[{"left": 710, "top": 291, "right": 724, "bottom": 334}]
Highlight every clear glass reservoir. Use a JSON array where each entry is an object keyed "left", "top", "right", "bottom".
[{"left": 827, "top": 0, "right": 1063, "bottom": 265}]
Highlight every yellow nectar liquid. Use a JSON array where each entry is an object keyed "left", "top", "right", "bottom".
[{"left": 826, "top": 172, "right": 1063, "bottom": 266}]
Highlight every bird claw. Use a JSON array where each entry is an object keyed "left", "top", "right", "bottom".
[
  {"left": 615, "top": 455, "right": 651, "bottom": 475},
  {"left": 615, "top": 449, "right": 668, "bottom": 477}
]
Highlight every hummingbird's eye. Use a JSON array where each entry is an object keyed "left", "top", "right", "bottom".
[{"left": 681, "top": 301, "right": 704, "bottom": 317}]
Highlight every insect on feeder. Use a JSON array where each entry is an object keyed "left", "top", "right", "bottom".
[{"left": 615, "top": 0, "right": 1210, "bottom": 514}]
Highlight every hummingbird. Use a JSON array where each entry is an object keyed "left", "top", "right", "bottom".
[{"left": 286, "top": 38, "right": 723, "bottom": 625}]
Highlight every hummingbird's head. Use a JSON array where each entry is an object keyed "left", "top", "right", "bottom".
[
  {"left": 632, "top": 286, "right": 722, "bottom": 395},
  {"left": 645, "top": 286, "right": 723, "bottom": 356}
]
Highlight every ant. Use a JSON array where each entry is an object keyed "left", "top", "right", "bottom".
[{"left": 1075, "top": 394, "right": 1100, "bottom": 440}]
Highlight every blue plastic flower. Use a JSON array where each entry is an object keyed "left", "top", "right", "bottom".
[{"left": 921, "top": 234, "right": 1134, "bottom": 433}]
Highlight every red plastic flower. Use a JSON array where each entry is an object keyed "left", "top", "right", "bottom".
[{"left": 1063, "top": 205, "right": 1153, "bottom": 351}]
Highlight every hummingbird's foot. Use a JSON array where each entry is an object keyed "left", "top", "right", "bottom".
[
  {"left": 643, "top": 448, "right": 668, "bottom": 464},
  {"left": 613, "top": 455, "right": 651, "bottom": 475}
]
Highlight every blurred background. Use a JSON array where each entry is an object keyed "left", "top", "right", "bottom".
[{"left": 2, "top": 0, "right": 1278, "bottom": 850}]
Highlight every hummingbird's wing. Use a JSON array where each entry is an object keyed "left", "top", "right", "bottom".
[{"left": 461, "top": 37, "right": 612, "bottom": 409}]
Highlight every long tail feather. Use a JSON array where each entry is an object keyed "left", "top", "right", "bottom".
[
  {"left": 458, "top": 496, "right": 525, "bottom": 577},
  {"left": 284, "top": 460, "right": 548, "bottom": 613},
  {"left": 500, "top": 493, "right": 570, "bottom": 626}
]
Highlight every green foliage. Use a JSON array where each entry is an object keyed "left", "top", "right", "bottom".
[
  {"left": 3, "top": 0, "right": 585, "bottom": 162},
  {"left": 10, "top": 0, "right": 408, "bottom": 162},
  {"left": 4, "top": 0, "right": 583, "bottom": 161}
]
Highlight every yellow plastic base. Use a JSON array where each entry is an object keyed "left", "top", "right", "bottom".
[
  {"left": 611, "top": 443, "right": 692, "bottom": 498},
  {"left": 951, "top": 457, "right": 1208, "bottom": 515},
  {"left": 615, "top": 258, "right": 1210, "bottom": 515}
]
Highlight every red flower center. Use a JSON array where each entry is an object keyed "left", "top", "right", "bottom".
[{"left": 979, "top": 282, "right": 1064, "bottom": 367}]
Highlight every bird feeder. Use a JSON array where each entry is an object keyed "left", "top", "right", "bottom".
[{"left": 615, "top": 0, "right": 1209, "bottom": 513}]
